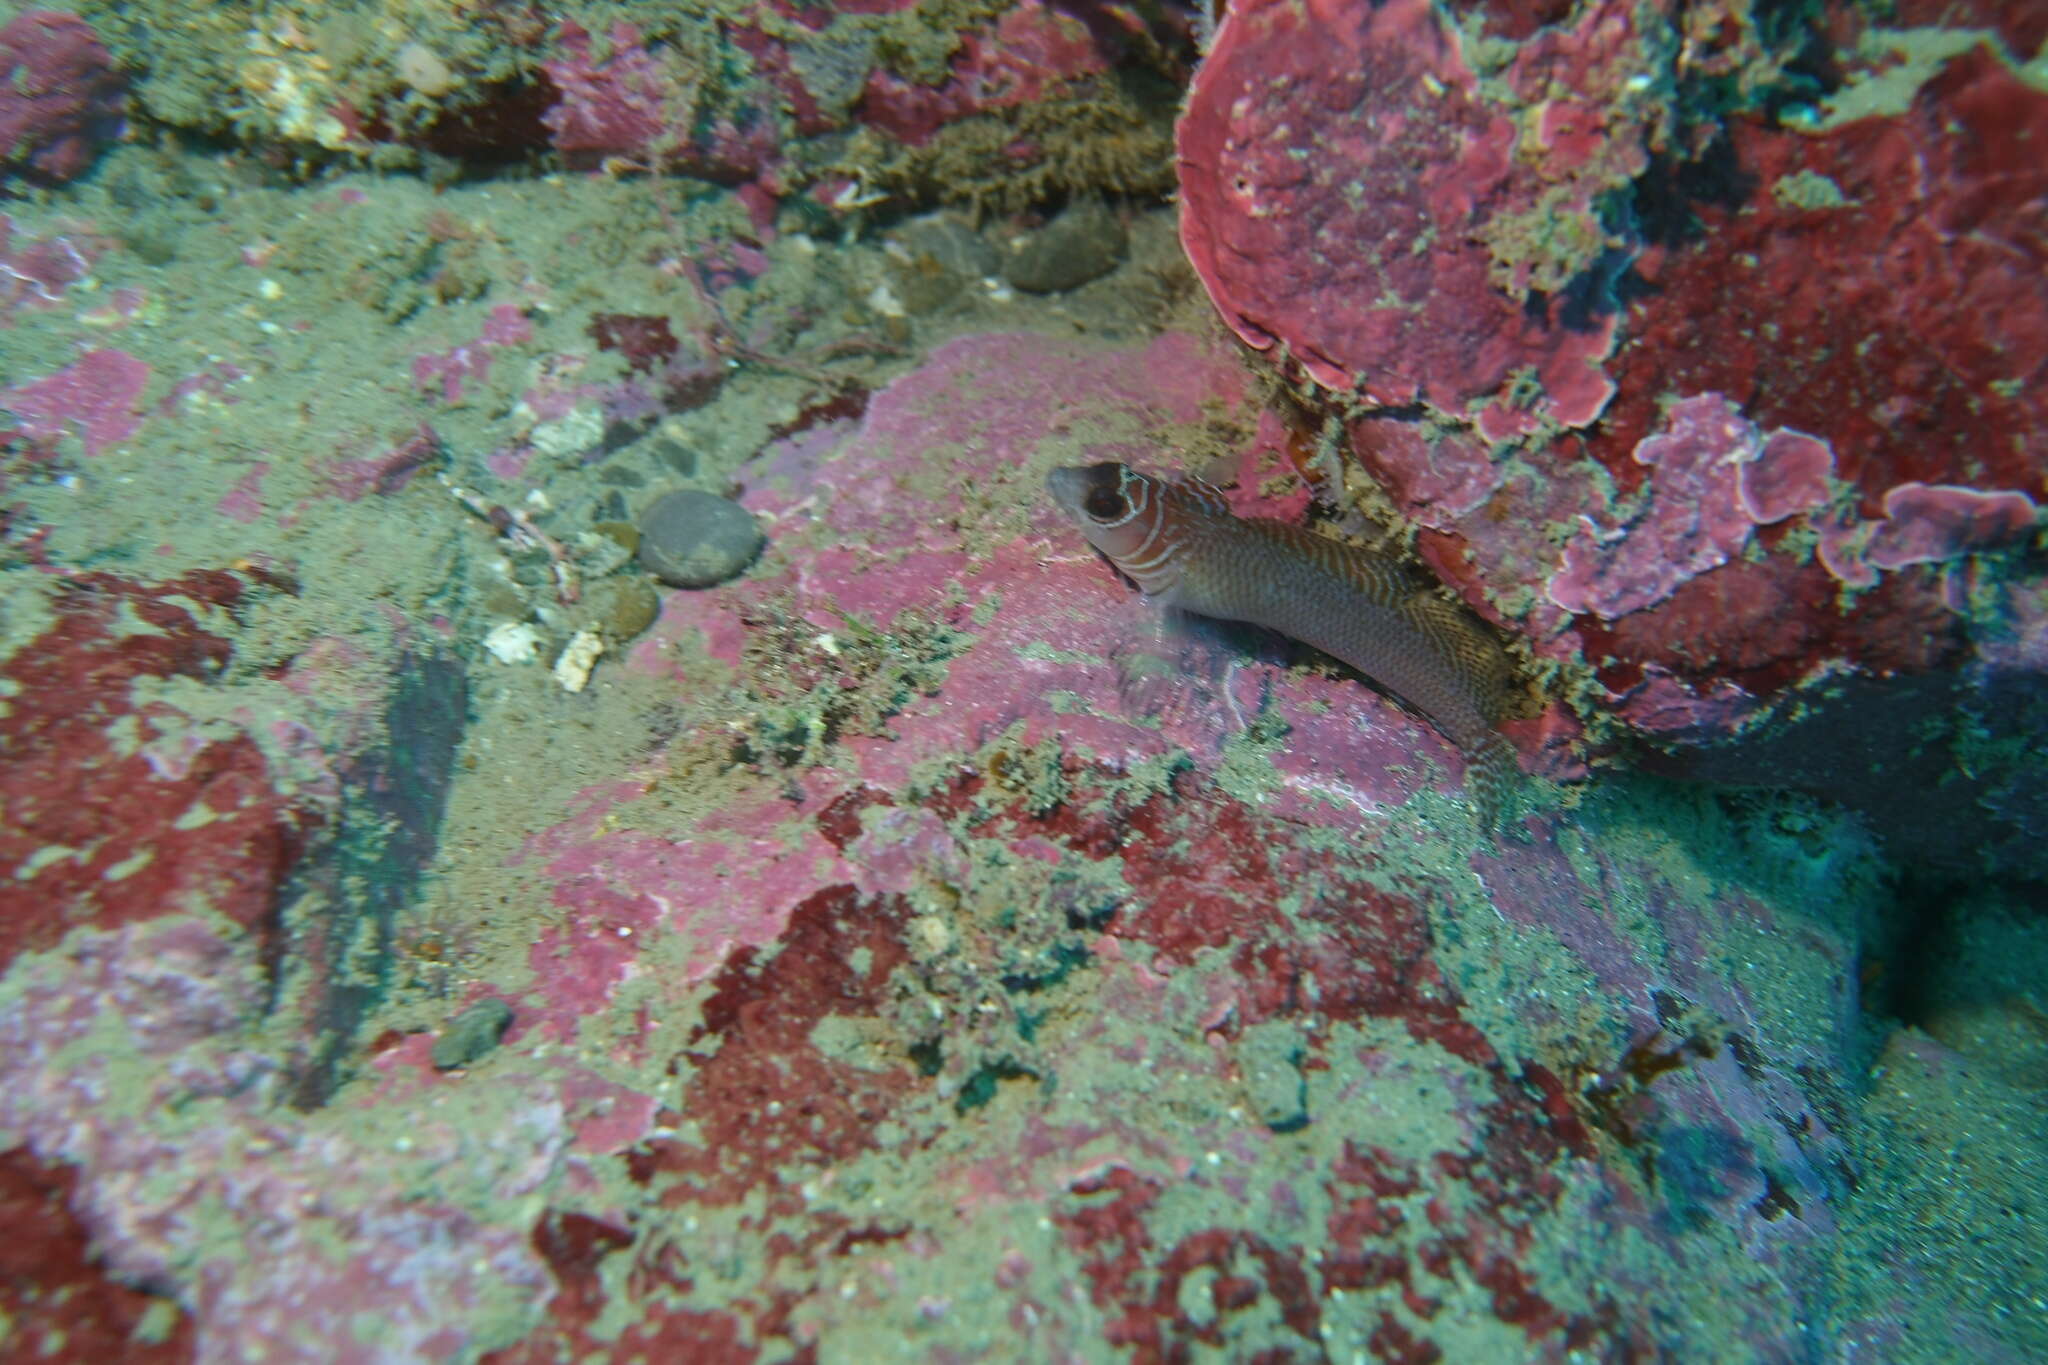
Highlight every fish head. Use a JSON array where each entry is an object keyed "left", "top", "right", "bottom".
[{"left": 1045, "top": 462, "right": 1184, "bottom": 597}]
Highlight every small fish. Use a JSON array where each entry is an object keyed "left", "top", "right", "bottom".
[{"left": 1046, "top": 461, "right": 1522, "bottom": 827}]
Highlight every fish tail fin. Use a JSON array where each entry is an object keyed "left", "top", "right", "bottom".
[{"left": 1465, "top": 732, "right": 1521, "bottom": 838}]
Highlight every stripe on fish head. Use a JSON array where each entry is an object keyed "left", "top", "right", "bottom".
[{"left": 1045, "top": 462, "right": 1184, "bottom": 598}]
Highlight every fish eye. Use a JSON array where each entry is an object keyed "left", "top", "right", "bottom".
[{"left": 1084, "top": 486, "right": 1127, "bottom": 520}]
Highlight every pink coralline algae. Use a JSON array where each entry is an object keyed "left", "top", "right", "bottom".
[
  {"left": 0, "top": 916, "right": 555, "bottom": 1365},
  {"left": 540, "top": 21, "right": 778, "bottom": 183},
  {"left": 1862, "top": 483, "right": 2039, "bottom": 572},
  {"left": 0, "top": 1147, "right": 193, "bottom": 1360},
  {"left": 412, "top": 304, "right": 532, "bottom": 403},
  {"left": 857, "top": 0, "right": 1116, "bottom": 145},
  {"left": 0, "top": 569, "right": 560, "bottom": 1360},
  {"left": 540, "top": 22, "right": 676, "bottom": 165},
  {"left": 319, "top": 423, "right": 444, "bottom": 502},
  {"left": 0, "top": 214, "right": 100, "bottom": 322},
  {"left": 1533, "top": 39, "right": 2048, "bottom": 726},
  {"left": 0, "top": 333, "right": 1954, "bottom": 1360},
  {"left": 1242, "top": 14, "right": 2048, "bottom": 780},
  {"left": 215, "top": 461, "right": 270, "bottom": 523},
  {"left": 0, "top": 11, "right": 124, "bottom": 183},
  {"left": 1739, "top": 430, "right": 1834, "bottom": 526},
  {"left": 1606, "top": 44, "right": 2047, "bottom": 507},
  {"left": 1814, "top": 481, "right": 2041, "bottom": 589},
  {"left": 1177, "top": 0, "right": 1645, "bottom": 432},
  {"left": 0, "top": 348, "right": 151, "bottom": 457},
  {"left": 1548, "top": 395, "right": 1833, "bottom": 621}
]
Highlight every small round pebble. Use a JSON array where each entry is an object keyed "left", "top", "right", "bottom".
[
  {"left": 395, "top": 42, "right": 458, "bottom": 98},
  {"left": 1233, "top": 1018, "right": 1310, "bottom": 1132},
  {"left": 1003, "top": 200, "right": 1128, "bottom": 294},
  {"left": 591, "top": 519, "right": 641, "bottom": 556},
  {"left": 431, "top": 996, "right": 513, "bottom": 1071},
  {"left": 636, "top": 490, "right": 765, "bottom": 588},
  {"left": 588, "top": 575, "right": 660, "bottom": 642},
  {"left": 886, "top": 212, "right": 1001, "bottom": 314}
]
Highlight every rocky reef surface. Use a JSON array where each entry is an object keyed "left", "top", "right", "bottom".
[{"left": 0, "top": 2, "right": 2042, "bottom": 1362}]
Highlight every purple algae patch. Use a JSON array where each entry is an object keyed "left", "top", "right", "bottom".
[
  {"left": 1864, "top": 481, "right": 2039, "bottom": 570},
  {"left": 1739, "top": 429, "right": 1834, "bottom": 525},
  {"left": 1548, "top": 395, "right": 1760, "bottom": 620},
  {"left": 0, "top": 12, "right": 124, "bottom": 184},
  {"left": 1, "top": 347, "right": 150, "bottom": 457}
]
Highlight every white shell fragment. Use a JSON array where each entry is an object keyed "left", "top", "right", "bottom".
[
  {"left": 552, "top": 627, "right": 605, "bottom": 693},
  {"left": 483, "top": 621, "right": 543, "bottom": 665}
]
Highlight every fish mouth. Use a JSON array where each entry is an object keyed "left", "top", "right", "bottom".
[
  {"left": 1044, "top": 465, "right": 1091, "bottom": 518},
  {"left": 1045, "top": 462, "right": 1127, "bottom": 521}
]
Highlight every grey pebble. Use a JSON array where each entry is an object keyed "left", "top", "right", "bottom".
[
  {"left": 886, "top": 212, "right": 1001, "bottom": 314},
  {"left": 898, "top": 212, "right": 1000, "bottom": 278},
  {"left": 636, "top": 489, "right": 764, "bottom": 589},
  {"left": 1234, "top": 1018, "right": 1310, "bottom": 1133},
  {"left": 1003, "top": 200, "right": 1128, "bottom": 294},
  {"left": 431, "top": 996, "right": 513, "bottom": 1071}
]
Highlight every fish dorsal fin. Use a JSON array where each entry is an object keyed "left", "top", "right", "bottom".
[{"left": 1282, "top": 523, "right": 1523, "bottom": 724}]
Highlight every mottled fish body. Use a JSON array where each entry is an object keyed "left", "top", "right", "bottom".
[{"left": 1046, "top": 461, "right": 1520, "bottom": 825}]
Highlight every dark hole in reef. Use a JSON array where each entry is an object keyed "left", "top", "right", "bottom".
[
  {"left": 956, "top": 1059, "right": 1037, "bottom": 1114},
  {"left": 1756, "top": 1169, "right": 1803, "bottom": 1221},
  {"left": 1065, "top": 894, "right": 1118, "bottom": 933},
  {"left": 413, "top": 77, "right": 557, "bottom": 164},
  {"left": 1523, "top": 244, "right": 1630, "bottom": 335},
  {"left": 1867, "top": 869, "right": 1963, "bottom": 1029},
  {"left": 1753, "top": 0, "right": 1846, "bottom": 111},
  {"left": 1557, "top": 244, "right": 1633, "bottom": 333},
  {"left": 1000, "top": 940, "right": 1092, "bottom": 995},
  {"left": 1863, "top": 868, "right": 2048, "bottom": 1035},
  {"left": 1628, "top": 132, "right": 1755, "bottom": 249}
]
